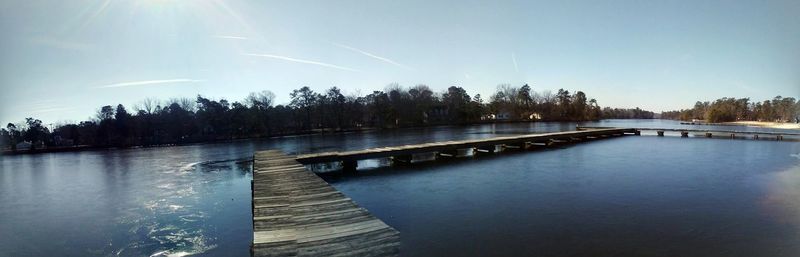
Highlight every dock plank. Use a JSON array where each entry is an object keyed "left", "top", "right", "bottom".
[{"left": 252, "top": 151, "right": 400, "bottom": 257}]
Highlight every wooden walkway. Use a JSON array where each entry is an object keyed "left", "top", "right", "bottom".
[
  {"left": 577, "top": 126, "right": 800, "bottom": 136},
  {"left": 295, "top": 128, "right": 636, "bottom": 165},
  {"left": 251, "top": 150, "right": 400, "bottom": 257},
  {"left": 577, "top": 126, "right": 799, "bottom": 140}
]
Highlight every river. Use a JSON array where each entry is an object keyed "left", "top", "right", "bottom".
[{"left": 1, "top": 119, "right": 799, "bottom": 256}]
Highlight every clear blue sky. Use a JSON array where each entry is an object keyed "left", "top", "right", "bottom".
[{"left": 1, "top": 0, "right": 798, "bottom": 126}]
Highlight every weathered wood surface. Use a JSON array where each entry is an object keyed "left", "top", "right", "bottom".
[
  {"left": 296, "top": 128, "right": 636, "bottom": 164},
  {"left": 577, "top": 126, "right": 800, "bottom": 136},
  {"left": 252, "top": 150, "right": 400, "bottom": 257}
]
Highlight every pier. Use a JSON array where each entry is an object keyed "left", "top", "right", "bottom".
[
  {"left": 295, "top": 128, "right": 637, "bottom": 170},
  {"left": 251, "top": 150, "right": 400, "bottom": 256},
  {"left": 249, "top": 126, "right": 798, "bottom": 255},
  {"left": 250, "top": 128, "right": 635, "bottom": 255},
  {"left": 577, "top": 126, "right": 800, "bottom": 141},
  {"left": 250, "top": 128, "right": 640, "bottom": 255}
]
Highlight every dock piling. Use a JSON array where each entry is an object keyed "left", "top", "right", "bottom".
[
  {"left": 473, "top": 146, "right": 496, "bottom": 155},
  {"left": 342, "top": 160, "right": 358, "bottom": 172},
  {"left": 392, "top": 155, "right": 413, "bottom": 165},
  {"left": 437, "top": 149, "right": 459, "bottom": 158}
]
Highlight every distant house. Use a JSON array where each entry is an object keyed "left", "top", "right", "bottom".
[
  {"left": 486, "top": 109, "right": 539, "bottom": 121},
  {"left": 483, "top": 110, "right": 512, "bottom": 121},
  {"left": 494, "top": 110, "right": 512, "bottom": 120},
  {"left": 497, "top": 113, "right": 511, "bottom": 120},
  {"left": 488, "top": 106, "right": 518, "bottom": 120}
]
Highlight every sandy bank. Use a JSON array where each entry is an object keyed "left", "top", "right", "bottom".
[{"left": 725, "top": 121, "right": 800, "bottom": 130}]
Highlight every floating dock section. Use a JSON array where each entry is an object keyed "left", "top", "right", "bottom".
[{"left": 251, "top": 150, "right": 400, "bottom": 256}]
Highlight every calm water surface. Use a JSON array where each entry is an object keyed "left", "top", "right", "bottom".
[{"left": 1, "top": 120, "right": 798, "bottom": 256}]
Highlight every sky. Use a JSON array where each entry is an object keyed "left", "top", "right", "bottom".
[{"left": 1, "top": 0, "right": 799, "bottom": 126}]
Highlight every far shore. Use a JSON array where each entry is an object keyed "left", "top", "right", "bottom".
[
  {"left": 0, "top": 119, "right": 599, "bottom": 155},
  {"left": 724, "top": 121, "right": 800, "bottom": 130}
]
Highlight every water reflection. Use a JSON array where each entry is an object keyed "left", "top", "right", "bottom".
[
  {"left": 108, "top": 157, "right": 243, "bottom": 257},
  {"left": 763, "top": 163, "right": 800, "bottom": 227}
]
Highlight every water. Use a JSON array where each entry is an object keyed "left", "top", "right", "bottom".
[
  {"left": 329, "top": 137, "right": 800, "bottom": 256},
  {"left": 0, "top": 120, "right": 798, "bottom": 256}
]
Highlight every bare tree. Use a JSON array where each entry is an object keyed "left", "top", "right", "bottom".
[
  {"left": 168, "top": 97, "right": 196, "bottom": 112},
  {"left": 246, "top": 90, "right": 276, "bottom": 110},
  {"left": 134, "top": 97, "right": 160, "bottom": 115}
]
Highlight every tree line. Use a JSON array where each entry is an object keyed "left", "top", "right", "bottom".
[
  {"left": 661, "top": 96, "right": 800, "bottom": 123},
  {"left": 1, "top": 84, "right": 649, "bottom": 151},
  {"left": 600, "top": 107, "right": 655, "bottom": 119}
]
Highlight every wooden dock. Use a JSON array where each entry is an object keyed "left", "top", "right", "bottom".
[
  {"left": 252, "top": 150, "right": 400, "bottom": 256},
  {"left": 249, "top": 126, "right": 797, "bottom": 255},
  {"left": 250, "top": 128, "right": 635, "bottom": 255},
  {"left": 577, "top": 126, "right": 799, "bottom": 140},
  {"left": 295, "top": 128, "right": 637, "bottom": 168}
]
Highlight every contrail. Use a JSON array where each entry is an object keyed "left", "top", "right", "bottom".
[
  {"left": 95, "top": 79, "right": 204, "bottom": 88},
  {"left": 29, "top": 37, "right": 93, "bottom": 51},
  {"left": 213, "top": 35, "right": 248, "bottom": 40},
  {"left": 76, "top": 0, "right": 112, "bottom": 32},
  {"left": 331, "top": 42, "right": 413, "bottom": 71},
  {"left": 511, "top": 53, "right": 519, "bottom": 72},
  {"left": 244, "top": 53, "right": 360, "bottom": 72}
]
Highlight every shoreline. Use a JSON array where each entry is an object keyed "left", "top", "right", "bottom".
[
  {"left": 724, "top": 121, "right": 800, "bottom": 130},
  {"left": 679, "top": 120, "right": 800, "bottom": 130},
  {"left": 1, "top": 119, "right": 605, "bottom": 156}
]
